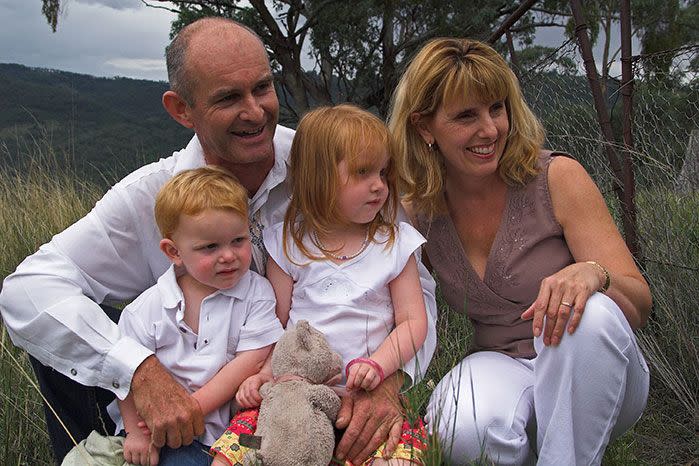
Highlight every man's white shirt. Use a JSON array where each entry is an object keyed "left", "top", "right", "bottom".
[{"left": 0, "top": 124, "right": 437, "bottom": 399}]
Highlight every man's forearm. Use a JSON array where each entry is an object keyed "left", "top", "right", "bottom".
[{"left": 1, "top": 270, "right": 152, "bottom": 399}]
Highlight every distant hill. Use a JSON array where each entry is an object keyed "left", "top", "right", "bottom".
[
  {"left": 0, "top": 63, "right": 606, "bottom": 186},
  {"left": 0, "top": 63, "right": 193, "bottom": 184}
]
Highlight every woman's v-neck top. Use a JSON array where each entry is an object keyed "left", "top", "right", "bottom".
[{"left": 414, "top": 152, "right": 574, "bottom": 358}]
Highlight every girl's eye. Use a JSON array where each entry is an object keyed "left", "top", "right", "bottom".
[
  {"left": 380, "top": 168, "right": 388, "bottom": 178},
  {"left": 357, "top": 168, "right": 368, "bottom": 176}
]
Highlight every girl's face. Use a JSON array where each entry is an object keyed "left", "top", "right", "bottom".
[
  {"left": 416, "top": 96, "right": 509, "bottom": 181},
  {"left": 336, "top": 147, "right": 390, "bottom": 229}
]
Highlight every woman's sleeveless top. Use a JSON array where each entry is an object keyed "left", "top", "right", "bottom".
[{"left": 414, "top": 152, "right": 574, "bottom": 358}]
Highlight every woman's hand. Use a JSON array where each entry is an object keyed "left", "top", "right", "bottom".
[
  {"left": 521, "top": 261, "right": 605, "bottom": 346},
  {"left": 235, "top": 372, "right": 273, "bottom": 408}
]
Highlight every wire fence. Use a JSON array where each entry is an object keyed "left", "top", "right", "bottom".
[{"left": 517, "top": 41, "right": 699, "bottom": 443}]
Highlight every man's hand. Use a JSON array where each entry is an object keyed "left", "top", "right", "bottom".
[
  {"left": 131, "top": 355, "right": 205, "bottom": 449},
  {"left": 334, "top": 371, "right": 404, "bottom": 464}
]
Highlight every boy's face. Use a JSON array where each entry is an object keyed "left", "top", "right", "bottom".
[{"left": 163, "top": 208, "right": 252, "bottom": 293}]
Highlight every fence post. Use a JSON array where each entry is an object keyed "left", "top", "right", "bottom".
[
  {"left": 570, "top": 0, "right": 640, "bottom": 258},
  {"left": 619, "top": 0, "right": 641, "bottom": 261}
]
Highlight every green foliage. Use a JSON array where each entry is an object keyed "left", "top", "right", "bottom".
[
  {"left": 632, "top": 0, "right": 699, "bottom": 76},
  {"left": 163, "top": 0, "right": 528, "bottom": 116}
]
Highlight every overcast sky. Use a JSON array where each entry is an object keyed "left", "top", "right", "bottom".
[
  {"left": 0, "top": 0, "right": 176, "bottom": 82},
  {"left": 0, "top": 1, "right": 626, "bottom": 83}
]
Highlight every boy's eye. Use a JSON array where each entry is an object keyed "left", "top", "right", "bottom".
[
  {"left": 205, "top": 243, "right": 218, "bottom": 250},
  {"left": 233, "top": 237, "right": 246, "bottom": 244}
]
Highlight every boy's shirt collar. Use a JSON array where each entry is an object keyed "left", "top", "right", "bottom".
[{"left": 157, "top": 264, "right": 254, "bottom": 321}]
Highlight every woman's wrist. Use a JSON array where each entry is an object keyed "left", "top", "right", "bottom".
[{"left": 586, "top": 260, "right": 610, "bottom": 293}]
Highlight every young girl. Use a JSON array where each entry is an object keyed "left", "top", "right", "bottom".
[{"left": 210, "top": 105, "right": 429, "bottom": 466}]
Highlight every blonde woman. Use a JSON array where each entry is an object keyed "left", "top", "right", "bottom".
[{"left": 389, "top": 38, "right": 651, "bottom": 465}]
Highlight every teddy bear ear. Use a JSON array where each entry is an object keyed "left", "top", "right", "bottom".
[{"left": 296, "top": 320, "right": 312, "bottom": 351}]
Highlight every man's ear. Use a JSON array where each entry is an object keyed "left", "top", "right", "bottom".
[
  {"left": 410, "top": 112, "right": 434, "bottom": 146},
  {"left": 160, "top": 238, "right": 182, "bottom": 266},
  {"left": 162, "top": 91, "right": 195, "bottom": 129}
]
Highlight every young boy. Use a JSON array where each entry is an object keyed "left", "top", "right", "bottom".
[{"left": 108, "top": 166, "right": 283, "bottom": 466}]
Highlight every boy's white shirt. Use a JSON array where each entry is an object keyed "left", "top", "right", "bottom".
[{"left": 107, "top": 265, "right": 283, "bottom": 446}]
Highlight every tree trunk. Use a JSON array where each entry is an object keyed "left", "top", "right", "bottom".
[
  {"left": 570, "top": 0, "right": 640, "bottom": 257},
  {"left": 619, "top": 0, "right": 641, "bottom": 260}
]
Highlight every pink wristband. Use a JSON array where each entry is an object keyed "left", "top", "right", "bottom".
[{"left": 345, "top": 357, "right": 385, "bottom": 385}]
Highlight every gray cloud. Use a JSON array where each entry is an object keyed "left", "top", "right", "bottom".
[{"left": 75, "top": 0, "right": 144, "bottom": 10}]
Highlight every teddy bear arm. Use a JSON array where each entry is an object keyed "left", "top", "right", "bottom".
[{"left": 307, "top": 385, "right": 341, "bottom": 421}]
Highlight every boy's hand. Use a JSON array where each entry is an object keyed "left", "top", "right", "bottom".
[
  {"left": 136, "top": 420, "right": 151, "bottom": 436},
  {"left": 345, "top": 362, "right": 381, "bottom": 391},
  {"left": 123, "top": 430, "right": 160, "bottom": 466},
  {"left": 236, "top": 372, "right": 272, "bottom": 408}
]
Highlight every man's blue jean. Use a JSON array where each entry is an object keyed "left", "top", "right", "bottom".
[
  {"left": 151, "top": 439, "right": 213, "bottom": 466},
  {"left": 118, "top": 431, "right": 213, "bottom": 466}
]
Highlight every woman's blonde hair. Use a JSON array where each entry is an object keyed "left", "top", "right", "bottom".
[
  {"left": 284, "top": 104, "right": 398, "bottom": 261},
  {"left": 388, "top": 38, "right": 545, "bottom": 217},
  {"left": 155, "top": 166, "right": 248, "bottom": 238}
]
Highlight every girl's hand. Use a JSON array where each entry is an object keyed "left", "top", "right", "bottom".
[
  {"left": 345, "top": 362, "right": 381, "bottom": 391},
  {"left": 236, "top": 373, "right": 272, "bottom": 408},
  {"left": 521, "top": 261, "right": 604, "bottom": 346},
  {"left": 123, "top": 430, "right": 160, "bottom": 466}
]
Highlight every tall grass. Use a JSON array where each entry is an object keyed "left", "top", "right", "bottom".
[
  {"left": 1, "top": 130, "right": 697, "bottom": 465},
  {"left": 0, "top": 132, "right": 104, "bottom": 465}
]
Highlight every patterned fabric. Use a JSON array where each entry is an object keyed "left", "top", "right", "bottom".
[
  {"left": 210, "top": 409, "right": 258, "bottom": 466},
  {"left": 210, "top": 409, "right": 427, "bottom": 465}
]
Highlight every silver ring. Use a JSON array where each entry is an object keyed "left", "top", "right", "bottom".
[{"left": 560, "top": 301, "right": 573, "bottom": 308}]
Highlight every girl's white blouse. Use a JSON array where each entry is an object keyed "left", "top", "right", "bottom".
[{"left": 263, "top": 222, "right": 426, "bottom": 385}]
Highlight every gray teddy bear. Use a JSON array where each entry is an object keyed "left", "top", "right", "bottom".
[{"left": 243, "top": 320, "right": 343, "bottom": 466}]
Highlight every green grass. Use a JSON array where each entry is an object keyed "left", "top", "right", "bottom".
[{"left": 1, "top": 136, "right": 697, "bottom": 465}]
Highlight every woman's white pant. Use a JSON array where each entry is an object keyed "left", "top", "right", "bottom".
[{"left": 426, "top": 293, "right": 649, "bottom": 465}]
